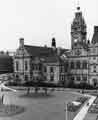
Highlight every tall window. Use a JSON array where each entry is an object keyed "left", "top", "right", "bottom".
[
  {"left": 39, "top": 64, "right": 41, "bottom": 71},
  {"left": 16, "top": 61, "right": 19, "bottom": 71},
  {"left": 70, "top": 61, "right": 74, "bottom": 69},
  {"left": 60, "top": 66, "right": 64, "bottom": 73},
  {"left": 61, "top": 75, "right": 65, "bottom": 81},
  {"left": 93, "top": 65, "right": 96, "bottom": 72},
  {"left": 64, "top": 62, "right": 68, "bottom": 72},
  {"left": 50, "top": 67, "right": 54, "bottom": 73},
  {"left": 25, "top": 61, "right": 28, "bottom": 71},
  {"left": 82, "top": 61, "right": 87, "bottom": 69},
  {"left": 50, "top": 76, "right": 54, "bottom": 81},
  {"left": 25, "top": 75, "right": 28, "bottom": 81},
  {"left": 44, "top": 66, "right": 47, "bottom": 72},
  {"left": 76, "top": 61, "right": 81, "bottom": 69}
]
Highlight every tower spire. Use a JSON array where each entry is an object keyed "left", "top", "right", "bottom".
[{"left": 76, "top": 0, "right": 80, "bottom": 11}]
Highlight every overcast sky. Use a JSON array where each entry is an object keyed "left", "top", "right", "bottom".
[{"left": 0, "top": 0, "right": 97, "bottom": 51}]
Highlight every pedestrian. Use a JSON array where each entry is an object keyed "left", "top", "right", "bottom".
[
  {"left": 87, "top": 102, "right": 89, "bottom": 106},
  {"left": 27, "top": 87, "right": 30, "bottom": 94},
  {"left": 1, "top": 94, "right": 4, "bottom": 104}
]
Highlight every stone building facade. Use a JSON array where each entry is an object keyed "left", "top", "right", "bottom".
[
  {"left": 67, "top": 6, "right": 98, "bottom": 86},
  {"left": 13, "top": 6, "right": 98, "bottom": 86},
  {"left": 13, "top": 38, "right": 69, "bottom": 85}
]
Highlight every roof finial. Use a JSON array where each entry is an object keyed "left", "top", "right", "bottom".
[{"left": 77, "top": 0, "right": 80, "bottom": 11}]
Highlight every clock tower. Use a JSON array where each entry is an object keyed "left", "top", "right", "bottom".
[{"left": 71, "top": 6, "right": 87, "bottom": 49}]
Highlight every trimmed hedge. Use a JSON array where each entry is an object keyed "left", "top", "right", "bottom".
[{"left": 68, "top": 83, "right": 94, "bottom": 89}]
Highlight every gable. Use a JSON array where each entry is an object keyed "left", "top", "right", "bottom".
[{"left": 14, "top": 47, "right": 30, "bottom": 57}]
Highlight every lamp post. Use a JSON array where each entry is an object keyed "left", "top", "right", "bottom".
[
  {"left": 64, "top": 102, "right": 68, "bottom": 120},
  {"left": 19, "top": 38, "right": 25, "bottom": 83}
]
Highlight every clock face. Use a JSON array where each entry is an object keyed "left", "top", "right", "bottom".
[{"left": 75, "top": 49, "right": 81, "bottom": 55}]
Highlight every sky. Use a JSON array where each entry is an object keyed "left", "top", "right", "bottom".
[{"left": 0, "top": 0, "right": 97, "bottom": 51}]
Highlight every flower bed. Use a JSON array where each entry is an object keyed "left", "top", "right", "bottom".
[
  {"left": 67, "top": 102, "right": 81, "bottom": 112},
  {"left": 76, "top": 96, "right": 88, "bottom": 104},
  {"left": 67, "top": 96, "right": 88, "bottom": 112}
]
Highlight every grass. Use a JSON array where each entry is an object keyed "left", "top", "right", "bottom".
[{"left": 0, "top": 90, "right": 85, "bottom": 120}]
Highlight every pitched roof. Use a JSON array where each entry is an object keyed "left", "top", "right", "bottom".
[
  {"left": 24, "top": 45, "right": 68, "bottom": 57},
  {"left": 43, "top": 55, "right": 65, "bottom": 63}
]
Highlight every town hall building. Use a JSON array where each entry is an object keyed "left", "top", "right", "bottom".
[
  {"left": 13, "top": 37, "right": 69, "bottom": 85},
  {"left": 13, "top": 6, "right": 98, "bottom": 86},
  {"left": 66, "top": 6, "right": 98, "bottom": 86}
]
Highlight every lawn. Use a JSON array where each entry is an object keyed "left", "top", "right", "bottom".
[{"left": 0, "top": 89, "right": 85, "bottom": 120}]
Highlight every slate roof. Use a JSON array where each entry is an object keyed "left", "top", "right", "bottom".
[
  {"left": 24, "top": 45, "right": 68, "bottom": 63},
  {"left": 42, "top": 55, "right": 65, "bottom": 63},
  {"left": 24, "top": 45, "right": 68, "bottom": 57}
]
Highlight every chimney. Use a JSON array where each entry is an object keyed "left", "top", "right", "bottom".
[
  {"left": 19, "top": 38, "right": 24, "bottom": 48},
  {"left": 51, "top": 37, "right": 56, "bottom": 50}
]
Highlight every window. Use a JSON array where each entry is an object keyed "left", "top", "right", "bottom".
[
  {"left": 50, "top": 76, "right": 54, "bottom": 81},
  {"left": 60, "top": 66, "right": 64, "bottom": 73},
  {"left": 50, "top": 67, "right": 54, "bottom": 73},
  {"left": 83, "top": 76, "right": 87, "bottom": 81},
  {"left": 25, "top": 75, "right": 28, "bottom": 81},
  {"left": 93, "top": 66, "right": 96, "bottom": 72},
  {"left": 93, "top": 57, "right": 96, "bottom": 60},
  {"left": 65, "top": 62, "right": 68, "bottom": 68},
  {"left": 25, "top": 61, "right": 28, "bottom": 71},
  {"left": 70, "top": 61, "right": 74, "bottom": 69},
  {"left": 39, "top": 64, "right": 41, "bottom": 71},
  {"left": 77, "top": 76, "right": 81, "bottom": 81},
  {"left": 82, "top": 61, "right": 87, "bottom": 69},
  {"left": 60, "top": 75, "right": 65, "bottom": 81},
  {"left": 16, "top": 61, "right": 19, "bottom": 71},
  {"left": 93, "top": 79, "right": 97, "bottom": 87},
  {"left": 32, "top": 64, "right": 34, "bottom": 70},
  {"left": 76, "top": 61, "right": 81, "bottom": 69},
  {"left": 44, "top": 66, "right": 47, "bottom": 72},
  {"left": 71, "top": 76, "right": 74, "bottom": 81},
  {"left": 64, "top": 62, "right": 68, "bottom": 72}
]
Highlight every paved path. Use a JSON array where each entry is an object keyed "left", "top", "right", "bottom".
[{"left": 73, "top": 95, "right": 96, "bottom": 120}]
